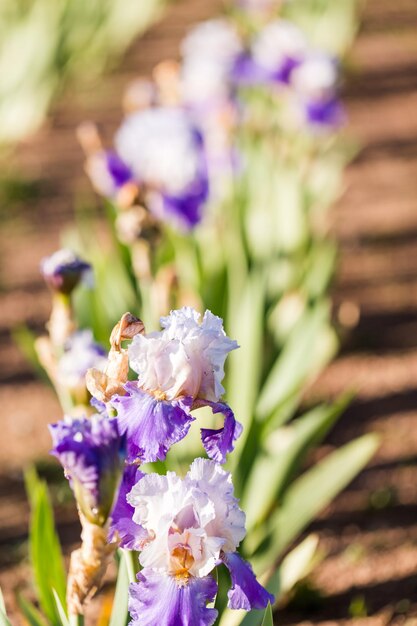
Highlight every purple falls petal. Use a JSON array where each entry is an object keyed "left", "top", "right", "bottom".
[
  {"left": 222, "top": 552, "right": 274, "bottom": 611},
  {"left": 304, "top": 97, "right": 345, "bottom": 128},
  {"left": 198, "top": 401, "right": 243, "bottom": 464},
  {"left": 106, "top": 151, "right": 133, "bottom": 188},
  {"left": 112, "top": 382, "right": 194, "bottom": 463},
  {"left": 161, "top": 145, "right": 209, "bottom": 229},
  {"left": 109, "top": 464, "right": 147, "bottom": 549},
  {"left": 129, "top": 569, "right": 218, "bottom": 626}
]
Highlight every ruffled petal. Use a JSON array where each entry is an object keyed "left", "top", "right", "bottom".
[
  {"left": 128, "top": 569, "right": 218, "bottom": 626},
  {"left": 222, "top": 552, "right": 274, "bottom": 611},
  {"left": 112, "top": 382, "right": 194, "bottom": 463},
  {"left": 109, "top": 464, "right": 147, "bottom": 550},
  {"left": 198, "top": 401, "right": 243, "bottom": 464}
]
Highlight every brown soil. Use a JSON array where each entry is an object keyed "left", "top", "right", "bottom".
[{"left": 1, "top": 0, "right": 417, "bottom": 624}]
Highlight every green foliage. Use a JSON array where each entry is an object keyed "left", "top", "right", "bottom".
[
  {"left": 109, "top": 552, "right": 130, "bottom": 626},
  {"left": 18, "top": 595, "right": 50, "bottom": 626},
  {"left": 13, "top": 325, "right": 51, "bottom": 385},
  {"left": 24, "top": 467, "right": 67, "bottom": 626},
  {"left": 248, "top": 434, "right": 379, "bottom": 570},
  {"left": 8, "top": 1, "right": 372, "bottom": 625},
  {"left": 260, "top": 603, "right": 273, "bottom": 626},
  {"left": 53, "top": 591, "right": 70, "bottom": 626},
  {"left": 0, "top": 588, "right": 12, "bottom": 626},
  {"left": 0, "top": 0, "right": 168, "bottom": 144}
]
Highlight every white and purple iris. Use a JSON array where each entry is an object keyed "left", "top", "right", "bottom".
[
  {"left": 49, "top": 414, "right": 125, "bottom": 526},
  {"left": 57, "top": 330, "right": 107, "bottom": 391},
  {"left": 85, "top": 149, "right": 133, "bottom": 199},
  {"left": 40, "top": 249, "right": 92, "bottom": 295},
  {"left": 115, "top": 108, "right": 209, "bottom": 229},
  {"left": 290, "top": 53, "right": 344, "bottom": 129},
  {"left": 111, "top": 307, "right": 241, "bottom": 465},
  {"left": 180, "top": 19, "right": 242, "bottom": 197},
  {"left": 181, "top": 19, "right": 242, "bottom": 110},
  {"left": 234, "top": 19, "right": 308, "bottom": 86},
  {"left": 236, "top": 0, "right": 282, "bottom": 16},
  {"left": 124, "top": 458, "right": 273, "bottom": 626}
]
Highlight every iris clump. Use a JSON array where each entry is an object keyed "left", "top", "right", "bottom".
[{"left": 5, "top": 2, "right": 381, "bottom": 626}]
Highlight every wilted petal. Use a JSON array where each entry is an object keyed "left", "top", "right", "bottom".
[
  {"left": 128, "top": 569, "right": 218, "bottom": 626},
  {"left": 199, "top": 402, "right": 242, "bottom": 464},
  {"left": 112, "top": 382, "right": 194, "bottom": 463},
  {"left": 222, "top": 552, "right": 274, "bottom": 611}
]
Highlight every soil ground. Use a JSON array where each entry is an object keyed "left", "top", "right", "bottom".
[{"left": 1, "top": 0, "right": 417, "bottom": 624}]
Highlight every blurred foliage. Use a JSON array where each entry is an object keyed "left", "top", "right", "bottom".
[{"left": 0, "top": 0, "right": 169, "bottom": 144}]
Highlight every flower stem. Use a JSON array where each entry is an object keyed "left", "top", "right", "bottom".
[
  {"left": 122, "top": 548, "right": 137, "bottom": 583},
  {"left": 69, "top": 613, "right": 84, "bottom": 626}
]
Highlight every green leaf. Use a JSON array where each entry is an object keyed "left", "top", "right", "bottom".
[
  {"left": 25, "top": 467, "right": 67, "bottom": 625},
  {"left": 0, "top": 589, "right": 11, "bottom": 626},
  {"left": 241, "top": 395, "right": 350, "bottom": 530},
  {"left": 256, "top": 304, "right": 332, "bottom": 422},
  {"left": 260, "top": 603, "right": 273, "bottom": 626},
  {"left": 248, "top": 434, "right": 379, "bottom": 566},
  {"left": 302, "top": 242, "right": 337, "bottom": 300},
  {"left": 12, "top": 325, "right": 51, "bottom": 385},
  {"left": 18, "top": 595, "right": 49, "bottom": 626},
  {"left": 0, "top": 609, "right": 12, "bottom": 626},
  {"left": 235, "top": 536, "right": 321, "bottom": 626},
  {"left": 52, "top": 590, "right": 69, "bottom": 626},
  {"left": 227, "top": 272, "right": 265, "bottom": 460},
  {"left": 273, "top": 534, "right": 321, "bottom": 601},
  {"left": 109, "top": 552, "right": 129, "bottom": 626}
]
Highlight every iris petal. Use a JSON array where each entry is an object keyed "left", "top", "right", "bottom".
[
  {"left": 222, "top": 552, "right": 274, "bottom": 611},
  {"left": 109, "top": 464, "right": 147, "bottom": 550},
  {"left": 199, "top": 401, "right": 243, "bottom": 464},
  {"left": 129, "top": 569, "right": 218, "bottom": 626},
  {"left": 112, "top": 382, "right": 194, "bottom": 463}
]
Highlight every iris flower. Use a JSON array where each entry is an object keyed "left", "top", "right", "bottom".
[
  {"left": 111, "top": 307, "right": 242, "bottom": 465},
  {"left": 125, "top": 459, "right": 273, "bottom": 626}
]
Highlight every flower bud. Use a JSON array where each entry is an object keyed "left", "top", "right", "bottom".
[
  {"left": 49, "top": 414, "right": 125, "bottom": 526},
  {"left": 40, "top": 249, "right": 92, "bottom": 295}
]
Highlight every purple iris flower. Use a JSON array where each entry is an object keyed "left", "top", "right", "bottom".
[
  {"left": 234, "top": 20, "right": 308, "bottom": 88},
  {"left": 57, "top": 330, "right": 107, "bottom": 391},
  {"left": 40, "top": 249, "right": 92, "bottom": 295},
  {"left": 124, "top": 459, "right": 273, "bottom": 626},
  {"left": 290, "top": 53, "right": 345, "bottom": 130},
  {"left": 106, "top": 151, "right": 133, "bottom": 188},
  {"left": 115, "top": 108, "right": 210, "bottom": 230},
  {"left": 110, "top": 307, "right": 241, "bottom": 465},
  {"left": 49, "top": 414, "right": 125, "bottom": 526},
  {"left": 304, "top": 97, "right": 344, "bottom": 128}
]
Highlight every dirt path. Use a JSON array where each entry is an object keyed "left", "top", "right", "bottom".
[{"left": 1, "top": 0, "right": 417, "bottom": 624}]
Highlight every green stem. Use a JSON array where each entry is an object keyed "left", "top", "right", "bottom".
[
  {"left": 123, "top": 548, "right": 137, "bottom": 584},
  {"left": 69, "top": 613, "right": 84, "bottom": 626}
]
